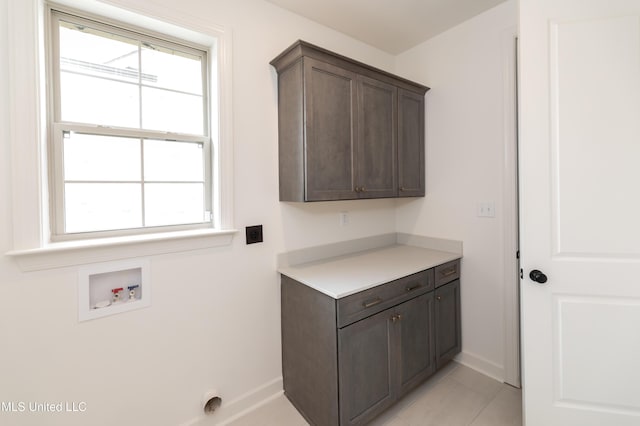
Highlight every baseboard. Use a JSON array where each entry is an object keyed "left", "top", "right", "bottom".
[
  {"left": 182, "top": 377, "right": 283, "bottom": 426},
  {"left": 455, "top": 351, "right": 505, "bottom": 383}
]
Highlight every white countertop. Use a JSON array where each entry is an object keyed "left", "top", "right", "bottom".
[{"left": 278, "top": 244, "right": 461, "bottom": 299}]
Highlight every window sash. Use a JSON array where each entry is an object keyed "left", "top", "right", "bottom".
[{"left": 47, "top": 6, "right": 214, "bottom": 241}]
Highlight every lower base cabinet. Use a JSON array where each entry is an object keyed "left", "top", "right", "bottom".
[
  {"left": 281, "top": 261, "right": 460, "bottom": 426},
  {"left": 435, "top": 279, "right": 462, "bottom": 369},
  {"left": 338, "top": 293, "right": 435, "bottom": 425}
]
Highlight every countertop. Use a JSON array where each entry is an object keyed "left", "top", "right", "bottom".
[{"left": 278, "top": 244, "right": 461, "bottom": 299}]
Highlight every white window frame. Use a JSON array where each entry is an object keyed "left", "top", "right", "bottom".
[
  {"left": 6, "top": 0, "right": 236, "bottom": 270},
  {"left": 48, "top": 6, "right": 213, "bottom": 241}
]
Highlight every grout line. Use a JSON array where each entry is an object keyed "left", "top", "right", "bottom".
[{"left": 466, "top": 390, "right": 498, "bottom": 426}]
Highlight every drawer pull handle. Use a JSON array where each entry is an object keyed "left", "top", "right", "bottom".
[
  {"left": 440, "top": 267, "right": 457, "bottom": 277},
  {"left": 362, "top": 297, "right": 382, "bottom": 308},
  {"left": 406, "top": 283, "right": 423, "bottom": 292}
]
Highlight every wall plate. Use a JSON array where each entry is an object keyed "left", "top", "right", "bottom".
[
  {"left": 246, "top": 225, "right": 263, "bottom": 244},
  {"left": 78, "top": 258, "right": 151, "bottom": 322}
]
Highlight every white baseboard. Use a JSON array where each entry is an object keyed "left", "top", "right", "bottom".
[
  {"left": 182, "top": 377, "right": 283, "bottom": 426},
  {"left": 455, "top": 350, "right": 505, "bottom": 383}
]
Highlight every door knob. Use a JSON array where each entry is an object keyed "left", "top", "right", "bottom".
[{"left": 529, "top": 269, "right": 548, "bottom": 284}]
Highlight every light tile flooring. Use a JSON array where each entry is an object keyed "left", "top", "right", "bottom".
[{"left": 228, "top": 362, "right": 522, "bottom": 426}]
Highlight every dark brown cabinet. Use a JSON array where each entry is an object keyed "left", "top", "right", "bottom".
[
  {"left": 271, "top": 40, "right": 429, "bottom": 202},
  {"left": 281, "top": 260, "right": 460, "bottom": 426},
  {"left": 435, "top": 279, "right": 462, "bottom": 369},
  {"left": 303, "top": 58, "right": 358, "bottom": 201},
  {"left": 356, "top": 75, "right": 397, "bottom": 199},
  {"left": 338, "top": 305, "right": 395, "bottom": 425},
  {"left": 398, "top": 89, "right": 426, "bottom": 197},
  {"left": 397, "top": 292, "right": 437, "bottom": 396},
  {"left": 338, "top": 292, "right": 435, "bottom": 425}
]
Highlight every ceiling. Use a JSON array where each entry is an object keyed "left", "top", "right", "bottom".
[{"left": 265, "top": 0, "right": 507, "bottom": 54}]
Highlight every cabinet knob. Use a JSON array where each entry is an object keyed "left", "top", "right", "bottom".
[
  {"left": 399, "top": 186, "right": 405, "bottom": 191},
  {"left": 355, "top": 186, "right": 361, "bottom": 192},
  {"left": 436, "top": 296, "right": 442, "bottom": 301},
  {"left": 361, "top": 186, "right": 366, "bottom": 192}
]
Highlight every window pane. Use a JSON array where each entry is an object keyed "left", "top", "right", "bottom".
[
  {"left": 51, "top": 10, "right": 212, "bottom": 238},
  {"left": 141, "top": 87, "right": 204, "bottom": 134},
  {"left": 65, "top": 183, "right": 142, "bottom": 233},
  {"left": 144, "top": 139, "right": 203, "bottom": 182},
  {"left": 60, "top": 72, "right": 139, "bottom": 127},
  {"left": 64, "top": 133, "right": 141, "bottom": 181},
  {"left": 144, "top": 183, "right": 204, "bottom": 227},
  {"left": 59, "top": 20, "right": 139, "bottom": 84},
  {"left": 141, "top": 44, "right": 203, "bottom": 94}
]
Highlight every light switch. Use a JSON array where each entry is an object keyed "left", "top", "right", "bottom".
[{"left": 477, "top": 202, "right": 496, "bottom": 218}]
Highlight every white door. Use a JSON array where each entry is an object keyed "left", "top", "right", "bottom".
[{"left": 519, "top": 0, "right": 640, "bottom": 425}]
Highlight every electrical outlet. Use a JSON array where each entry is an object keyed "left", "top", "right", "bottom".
[
  {"left": 245, "top": 225, "right": 263, "bottom": 244},
  {"left": 339, "top": 211, "right": 349, "bottom": 226}
]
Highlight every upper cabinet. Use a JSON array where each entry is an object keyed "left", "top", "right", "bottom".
[
  {"left": 271, "top": 40, "right": 429, "bottom": 202},
  {"left": 398, "top": 89, "right": 426, "bottom": 197}
]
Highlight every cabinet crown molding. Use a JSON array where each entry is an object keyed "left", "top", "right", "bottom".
[{"left": 270, "top": 39, "right": 430, "bottom": 95}]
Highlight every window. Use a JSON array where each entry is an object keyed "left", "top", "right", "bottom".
[{"left": 48, "top": 7, "right": 213, "bottom": 240}]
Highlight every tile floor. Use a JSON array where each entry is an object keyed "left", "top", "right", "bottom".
[{"left": 228, "top": 362, "right": 522, "bottom": 426}]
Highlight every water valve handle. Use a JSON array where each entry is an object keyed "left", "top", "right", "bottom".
[
  {"left": 127, "top": 284, "right": 139, "bottom": 301},
  {"left": 111, "top": 287, "right": 124, "bottom": 303}
]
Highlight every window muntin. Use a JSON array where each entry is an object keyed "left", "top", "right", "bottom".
[{"left": 49, "top": 8, "right": 212, "bottom": 240}]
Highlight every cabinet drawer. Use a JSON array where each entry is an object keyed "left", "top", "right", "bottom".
[
  {"left": 434, "top": 260, "right": 460, "bottom": 288},
  {"left": 337, "top": 269, "right": 434, "bottom": 328}
]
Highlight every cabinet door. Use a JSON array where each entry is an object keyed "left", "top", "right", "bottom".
[
  {"left": 338, "top": 307, "right": 395, "bottom": 426},
  {"left": 397, "top": 89, "right": 425, "bottom": 197},
  {"left": 397, "top": 292, "right": 436, "bottom": 397},
  {"left": 435, "top": 279, "right": 462, "bottom": 369},
  {"left": 304, "top": 58, "right": 358, "bottom": 201},
  {"left": 356, "top": 75, "right": 397, "bottom": 198}
]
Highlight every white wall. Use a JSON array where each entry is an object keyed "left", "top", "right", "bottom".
[
  {"left": 0, "top": 1, "right": 399, "bottom": 425},
  {"left": 395, "top": 0, "right": 517, "bottom": 380}
]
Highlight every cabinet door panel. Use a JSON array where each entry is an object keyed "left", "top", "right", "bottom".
[
  {"left": 398, "top": 89, "right": 425, "bottom": 197},
  {"left": 304, "top": 58, "right": 358, "bottom": 200},
  {"left": 398, "top": 292, "right": 436, "bottom": 396},
  {"left": 435, "top": 279, "right": 462, "bottom": 368},
  {"left": 357, "top": 75, "right": 397, "bottom": 198},
  {"left": 339, "top": 307, "right": 395, "bottom": 425}
]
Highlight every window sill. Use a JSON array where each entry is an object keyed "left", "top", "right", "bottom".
[{"left": 6, "top": 228, "right": 238, "bottom": 271}]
